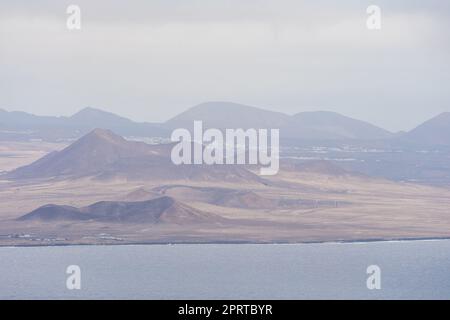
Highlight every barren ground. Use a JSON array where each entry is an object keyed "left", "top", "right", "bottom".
[{"left": 1, "top": 141, "right": 450, "bottom": 246}]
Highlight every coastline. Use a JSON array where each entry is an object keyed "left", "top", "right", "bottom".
[{"left": 2, "top": 236, "right": 450, "bottom": 249}]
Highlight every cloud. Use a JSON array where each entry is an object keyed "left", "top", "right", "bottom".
[{"left": 0, "top": 0, "right": 449, "bottom": 131}]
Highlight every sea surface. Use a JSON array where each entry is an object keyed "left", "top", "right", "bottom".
[{"left": 1, "top": 240, "right": 450, "bottom": 299}]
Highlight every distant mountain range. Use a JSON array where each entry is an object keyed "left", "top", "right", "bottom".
[
  {"left": 1, "top": 102, "right": 449, "bottom": 145},
  {"left": 400, "top": 112, "right": 450, "bottom": 146},
  {"left": 0, "top": 107, "right": 168, "bottom": 141},
  {"left": 166, "top": 102, "right": 392, "bottom": 140}
]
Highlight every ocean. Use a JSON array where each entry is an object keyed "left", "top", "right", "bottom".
[{"left": 1, "top": 240, "right": 450, "bottom": 299}]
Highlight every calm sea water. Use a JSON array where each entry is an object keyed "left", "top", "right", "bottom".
[{"left": 1, "top": 240, "right": 450, "bottom": 299}]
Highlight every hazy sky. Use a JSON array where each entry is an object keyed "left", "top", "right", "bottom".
[{"left": 1, "top": 0, "right": 449, "bottom": 132}]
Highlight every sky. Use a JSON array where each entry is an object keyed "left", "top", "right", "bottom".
[{"left": 1, "top": 0, "right": 449, "bottom": 132}]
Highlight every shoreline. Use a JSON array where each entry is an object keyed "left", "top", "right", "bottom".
[{"left": 2, "top": 236, "right": 450, "bottom": 248}]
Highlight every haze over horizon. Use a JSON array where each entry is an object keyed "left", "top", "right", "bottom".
[{"left": 1, "top": 0, "right": 449, "bottom": 132}]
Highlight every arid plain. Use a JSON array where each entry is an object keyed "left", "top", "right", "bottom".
[
  {"left": 2, "top": 103, "right": 450, "bottom": 246},
  {"left": 1, "top": 136, "right": 450, "bottom": 246}
]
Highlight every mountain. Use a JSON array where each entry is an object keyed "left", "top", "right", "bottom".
[
  {"left": 0, "top": 107, "right": 168, "bottom": 141},
  {"left": 3, "top": 128, "right": 156, "bottom": 179},
  {"left": 0, "top": 108, "right": 75, "bottom": 141},
  {"left": 69, "top": 107, "right": 133, "bottom": 126},
  {"left": 0, "top": 108, "right": 63, "bottom": 126},
  {"left": 286, "top": 111, "right": 392, "bottom": 140},
  {"left": 18, "top": 196, "right": 220, "bottom": 224},
  {"left": 68, "top": 107, "right": 168, "bottom": 138},
  {"left": 165, "top": 101, "right": 290, "bottom": 130},
  {"left": 165, "top": 102, "right": 393, "bottom": 140},
  {"left": 4, "top": 128, "right": 265, "bottom": 184},
  {"left": 2, "top": 102, "right": 395, "bottom": 142},
  {"left": 401, "top": 112, "right": 450, "bottom": 146}
]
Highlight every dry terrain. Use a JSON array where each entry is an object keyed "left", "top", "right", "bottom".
[
  {"left": 1, "top": 135, "right": 450, "bottom": 246},
  {"left": 0, "top": 141, "right": 66, "bottom": 173}
]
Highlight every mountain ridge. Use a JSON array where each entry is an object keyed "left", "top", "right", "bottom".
[
  {"left": 18, "top": 196, "right": 221, "bottom": 224},
  {"left": 0, "top": 106, "right": 168, "bottom": 141},
  {"left": 2, "top": 102, "right": 449, "bottom": 145},
  {"left": 400, "top": 112, "right": 450, "bottom": 146}
]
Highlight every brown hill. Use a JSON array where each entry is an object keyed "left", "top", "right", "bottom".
[
  {"left": 154, "top": 185, "right": 279, "bottom": 209},
  {"left": 4, "top": 128, "right": 265, "bottom": 184},
  {"left": 153, "top": 184, "right": 343, "bottom": 209},
  {"left": 18, "top": 196, "right": 220, "bottom": 224},
  {"left": 123, "top": 187, "right": 160, "bottom": 201}
]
